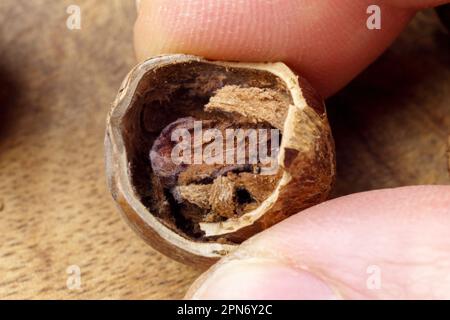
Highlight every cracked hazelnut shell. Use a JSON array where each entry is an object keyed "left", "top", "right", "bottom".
[{"left": 105, "top": 54, "right": 336, "bottom": 268}]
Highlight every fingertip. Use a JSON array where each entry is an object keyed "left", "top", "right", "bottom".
[
  {"left": 186, "top": 186, "right": 450, "bottom": 299},
  {"left": 134, "top": 0, "right": 297, "bottom": 62},
  {"left": 135, "top": 0, "right": 141, "bottom": 13},
  {"left": 134, "top": 0, "right": 413, "bottom": 97},
  {"left": 134, "top": 0, "right": 165, "bottom": 61},
  {"left": 185, "top": 258, "right": 339, "bottom": 300}
]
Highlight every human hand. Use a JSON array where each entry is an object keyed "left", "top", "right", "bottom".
[
  {"left": 134, "top": 0, "right": 450, "bottom": 299},
  {"left": 135, "top": 0, "right": 448, "bottom": 97}
]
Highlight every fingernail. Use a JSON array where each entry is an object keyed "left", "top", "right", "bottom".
[{"left": 187, "top": 259, "right": 339, "bottom": 300}]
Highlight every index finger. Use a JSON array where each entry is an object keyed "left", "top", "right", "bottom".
[{"left": 134, "top": 0, "right": 414, "bottom": 97}]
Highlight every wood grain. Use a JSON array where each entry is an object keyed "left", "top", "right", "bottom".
[
  {"left": 0, "top": 0, "right": 200, "bottom": 299},
  {"left": 0, "top": 1, "right": 448, "bottom": 299},
  {"left": 329, "top": 11, "right": 450, "bottom": 195}
]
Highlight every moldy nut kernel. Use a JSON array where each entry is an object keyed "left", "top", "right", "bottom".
[{"left": 105, "top": 54, "right": 336, "bottom": 268}]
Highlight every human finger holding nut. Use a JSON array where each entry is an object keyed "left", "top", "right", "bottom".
[{"left": 121, "top": 0, "right": 450, "bottom": 299}]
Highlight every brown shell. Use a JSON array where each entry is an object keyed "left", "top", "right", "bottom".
[{"left": 105, "top": 54, "right": 336, "bottom": 268}]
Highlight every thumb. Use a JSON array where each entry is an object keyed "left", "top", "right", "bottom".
[{"left": 186, "top": 186, "right": 450, "bottom": 299}]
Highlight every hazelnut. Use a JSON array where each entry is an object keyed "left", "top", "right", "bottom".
[{"left": 105, "top": 54, "right": 336, "bottom": 268}]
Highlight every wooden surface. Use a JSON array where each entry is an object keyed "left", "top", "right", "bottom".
[{"left": 0, "top": 1, "right": 448, "bottom": 299}]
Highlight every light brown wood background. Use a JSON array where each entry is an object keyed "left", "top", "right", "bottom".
[{"left": 0, "top": 1, "right": 448, "bottom": 299}]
